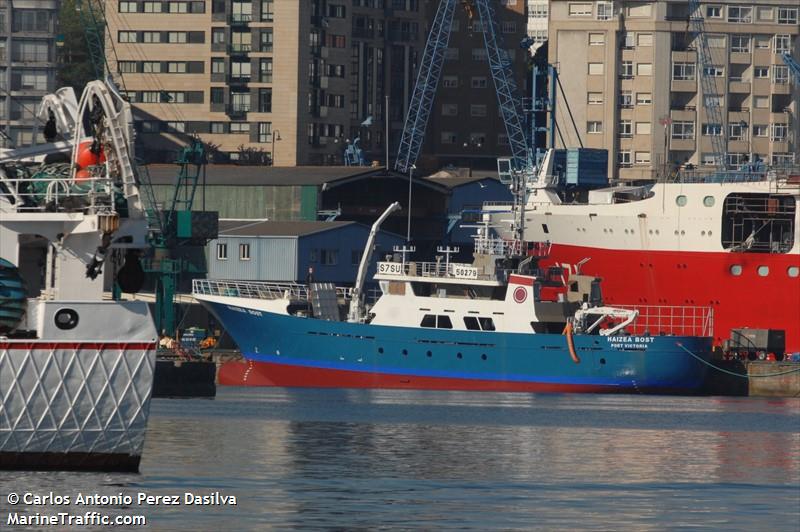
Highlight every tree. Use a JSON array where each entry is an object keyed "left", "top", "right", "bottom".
[{"left": 56, "top": 0, "right": 102, "bottom": 95}]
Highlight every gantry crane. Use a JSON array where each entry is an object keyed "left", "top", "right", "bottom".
[{"left": 394, "top": 0, "right": 530, "bottom": 173}]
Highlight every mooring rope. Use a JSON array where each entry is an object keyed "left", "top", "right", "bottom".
[{"left": 676, "top": 343, "right": 800, "bottom": 379}]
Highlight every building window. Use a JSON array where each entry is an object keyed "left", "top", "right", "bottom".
[
  {"left": 635, "top": 122, "right": 651, "bottom": 135},
  {"left": 777, "top": 7, "right": 798, "bottom": 24},
  {"left": 754, "top": 66, "right": 769, "bottom": 79},
  {"left": 773, "top": 66, "right": 789, "bottom": 84},
  {"left": 706, "top": 6, "right": 722, "bottom": 18},
  {"left": 588, "top": 62, "right": 604, "bottom": 75},
  {"left": 672, "top": 62, "right": 695, "bottom": 80},
  {"left": 756, "top": 7, "right": 774, "bottom": 22},
  {"left": 588, "top": 33, "right": 604, "bottom": 46},
  {"left": 118, "top": 31, "right": 137, "bottom": 43},
  {"left": 471, "top": 48, "right": 488, "bottom": 61},
  {"left": 170, "top": 1, "right": 190, "bottom": 13},
  {"left": 259, "top": 58, "right": 273, "bottom": 83},
  {"left": 166, "top": 121, "right": 185, "bottom": 133},
  {"left": 239, "top": 243, "right": 250, "bottom": 260},
  {"left": 618, "top": 151, "right": 632, "bottom": 168},
  {"left": 619, "top": 120, "right": 632, "bottom": 138},
  {"left": 258, "top": 122, "right": 272, "bottom": 143},
  {"left": 730, "top": 35, "right": 750, "bottom": 53},
  {"left": 321, "top": 249, "right": 338, "bottom": 265},
  {"left": 212, "top": 28, "right": 225, "bottom": 44},
  {"left": 772, "top": 153, "right": 795, "bottom": 166},
  {"left": 754, "top": 35, "right": 771, "bottom": 49},
  {"left": 442, "top": 103, "right": 458, "bottom": 116},
  {"left": 258, "top": 88, "right": 272, "bottom": 112},
  {"left": 442, "top": 75, "right": 458, "bottom": 88},
  {"left": 752, "top": 125, "right": 768, "bottom": 137},
  {"left": 701, "top": 153, "right": 717, "bottom": 166},
  {"left": 501, "top": 21, "right": 516, "bottom": 33},
  {"left": 728, "top": 123, "right": 747, "bottom": 141},
  {"left": 119, "top": 1, "right": 138, "bottom": 13},
  {"left": 619, "top": 91, "right": 632, "bottom": 108},
  {"left": 726, "top": 153, "right": 747, "bottom": 166},
  {"left": 211, "top": 58, "right": 225, "bottom": 74},
  {"left": 217, "top": 243, "right": 228, "bottom": 260},
  {"left": 728, "top": 6, "right": 752, "bottom": 23},
  {"left": 770, "top": 123, "right": 788, "bottom": 141},
  {"left": 587, "top": 121, "right": 603, "bottom": 134},
  {"left": 703, "top": 65, "right": 724, "bottom": 77},
  {"left": 702, "top": 123, "right": 722, "bottom": 136},
  {"left": 774, "top": 35, "right": 791, "bottom": 54},
  {"left": 620, "top": 61, "right": 633, "bottom": 79},
  {"left": 261, "top": 0, "right": 273, "bottom": 21},
  {"left": 143, "top": 1, "right": 162, "bottom": 12},
  {"left": 587, "top": 92, "right": 603, "bottom": 105},
  {"left": 622, "top": 32, "right": 635, "bottom": 49},
  {"left": 259, "top": 29, "right": 273, "bottom": 52},
  {"left": 704, "top": 94, "right": 723, "bottom": 107},
  {"left": 671, "top": 121, "right": 694, "bottom": 140},
  {"left": 142, "top": 61, "right": 161, "bottom": 73},
  {"left": 440, "top": 132, "right": 457, "bottom": 144},
  {"left": 210, "top": 122, "right": 225, "bottom": 134},
  {"left": 635, "top": 93, "right": 652, "bottom": 105},
  {"left": 230, "top": 122, "right": 250, "bottom": 134},
  {"left": 168, "top": 62, "right": 187, "bottom": 73},
  {"left": 596, "top": 2, "right": 614, "bottom": 20},
  {"left": 568, "top": 3, "right": 592, "bottom": 16},
  {"left": 636, "top": 63, "right": 652, "bottom": 76},
  {"left": 635, "top": 152, "right": 650, "bottom": 165},
  {"left": 753, "top": 96, "right": 769, "bottom": 109},
  {"left": 470, "top": 104, "right": 487, "bottom": 117},
  {"left": 118, "top": 61, "right": 137, "bottom": 73},
  {"left": 470, "top": 77, "right": 487, "bottom": 89}
]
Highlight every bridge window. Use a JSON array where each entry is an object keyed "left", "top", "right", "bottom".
[
  {"left": 421, "top": 314, "right": 453, "bottom": 329},
  {"left": 464, "top": 316, "right": 480, "bottom": 330}
]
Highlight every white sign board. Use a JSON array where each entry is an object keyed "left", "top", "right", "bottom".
[
  {"left": 377, "top": 262, "right": 403, "bottom": 275},
  {"left": 449, "top": 264, "right": 479, "bottom": 279}
]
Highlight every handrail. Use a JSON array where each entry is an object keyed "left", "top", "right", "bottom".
[
  {"left": 193, "top": 279, "right": 351, "bottom": 301},
  {"left": 614, "top": 304, "right": 713, "bottom": 337},
  {"left": 0, "top": 175, "right": 118, "bottom": 212}
]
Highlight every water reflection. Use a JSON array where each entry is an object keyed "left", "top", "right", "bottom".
[{"left": 0, "top": 389, "right": 797, "bottom": 530}]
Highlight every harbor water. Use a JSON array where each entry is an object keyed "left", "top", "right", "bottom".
[{"left": 2, "top": 387, "right": 799, "bottom": 530}]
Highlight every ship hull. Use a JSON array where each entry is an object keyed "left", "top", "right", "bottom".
[
  {"left": 204, "top": 299, "right": 712, "bottom": 394},
  {"left": 0, "top": 342, "right": 156, "bottom": 472},
  {"left": 540, "top": 244, "right": 800, "bottom": 353}
]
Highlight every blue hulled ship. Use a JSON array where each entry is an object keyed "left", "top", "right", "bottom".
[{"left": 193, "top": 204, "right": 713, "bottom": 393}]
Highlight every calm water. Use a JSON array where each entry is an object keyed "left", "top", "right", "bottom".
[{"left": 2, "top": 388, "right": 799, "bottom": 531}]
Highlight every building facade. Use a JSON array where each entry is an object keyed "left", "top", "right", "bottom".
[
  {"left": 422, "top": 0, "right": 529, "bottom": 170},
  {"left": 106, "top": 0, "right": 425, "bottom": 165},
  {"left": 547, "top": 0, "right": 799, "bottom": 180},
  {"left": 0, "top": 0, "right": 59, "bottom": 148}
]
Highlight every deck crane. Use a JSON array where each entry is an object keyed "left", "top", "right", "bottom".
[
  {"left": 394, "top": 0, "right": 530, "bottom": 173},
  {"left": 688, "top": 0, "right": 727, "bottom": 169},
  {"left": 782, "top": 53, "right": 800, "bottom": 86}
]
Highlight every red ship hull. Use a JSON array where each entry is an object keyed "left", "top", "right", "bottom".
[
  {"left": 218, "top": 358, "right": 624, "bottom": 393},
  {"left": 540, "top": 243, "right": 800, "bottom": 352}
]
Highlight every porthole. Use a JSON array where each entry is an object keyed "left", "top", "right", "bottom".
[
  {"left": 481, "top": 354, "right": 487, "bottom": 361},
  {"left": 676, "top": 195, "right": 687, "bottom": 207},
  {"left": 730, "top": 264, "right": 742, "bottom": 276},
  {"left": 655, "top": 229, "right": 660, "bottom": 235},
  {"left": 701, "top": 230, "right": 706, "bottom": 236},
  {"left": 378, "top": 347, "right": 384, "bottom": 354},
  {"left": 426, "top": 350, "right": 432, "bottom": 358},
  {"left": 54, "top": 308, "right": 79, "bottom": 330},
  {"left": 456, "top": 352, "right": 463, "bottom": 359},
  {"left": 402, "top": 349, "right": 408, "bottom": 356},
  {"left": 757, "top": 266, "right": 769, "bottom": 277},
  {"left": 788, "top": 267, "right": 799, "bottom": 278},
  {"left": 703, "top": 196, "right": 715, "bottom": 207}
]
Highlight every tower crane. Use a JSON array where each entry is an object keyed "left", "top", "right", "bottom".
[
  {"left": 782, "top": 52, "right": 800, "bottom": 86},
  {"left": 394, "top": 0, "right": 530, "bottom": 173},
  {"left": 688, "top": 0, "right": 727, "bottom": 169}
]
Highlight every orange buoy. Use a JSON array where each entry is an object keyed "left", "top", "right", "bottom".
[
  {"left": 75, "top": 168, "right": 92, "bottom": 181},
  {"left": 76, "top": 140, "right": 106, "bottom": 169}
]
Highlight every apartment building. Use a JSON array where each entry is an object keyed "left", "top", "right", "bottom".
[
  {"left": 547, "top": 0, "right": 799, "bottom": 180},
  {"left": 0, "top": 0, "right": 59, "bottom": 148},
  {"left": 422, "top": 0, "right": 529, "bottom": 170},
  {"left": 106, "top": 0, "right": 425, "bottom": 165}
]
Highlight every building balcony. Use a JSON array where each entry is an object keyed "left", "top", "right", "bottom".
[
  {"left": 228, "top": 75, "right": 251, "bottom": 85},
  {"left": 226, "top": 105, "right": 250, "bottom": 118},
  {"left": 728, "top": 80, "right": 751, "bottom": 93},
  {"left": 670, "top": 138, "right": 696, "bottom": 151},
  {"left": 727, "top": 140, "right": 750, "bottom": 152},
  {"left": 228, "top": 43, "right": 252, "bottom": 54},
  {"left": 771, "top": 81, "right": 792, "bottom": 94},
  {"left": 670, "top": 79, "right": 696, "bottom": 92},
  {"left": 670, "top": 108, "right": 697, "bottom": 121},
  {"left": 729, "top": 51, "right": 752, "bottom": 64},
  {"left": 230, "top": 13, "right": 252, "bottom": 25}
]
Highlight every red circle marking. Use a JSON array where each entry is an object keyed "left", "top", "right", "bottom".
[{"left": 513, "top": 286, "right": 527, "bottom": 303}]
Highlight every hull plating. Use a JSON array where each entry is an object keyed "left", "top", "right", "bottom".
[
  {"left": 540, "top": 244, "right": 800, "bottom": 352},
  {"left": 207, "top": 301, "right": 711, "bottom": 394},
  {"left": 0, "top": 342, "right": 156, "bottom": 472}
]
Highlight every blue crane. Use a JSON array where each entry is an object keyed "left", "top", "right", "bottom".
[
  {"left": 394, "top": 0, "right": 529, "bottom": 173},
  {"left": 688, "top": 0, "right": 727, "bottom": 169},
  {"left": 782, "top": 52, "right": 800, "bottom": 86}
]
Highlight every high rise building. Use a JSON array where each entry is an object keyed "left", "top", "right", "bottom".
[
  {"left": 0, "top": 0, "right": 59, "bottom": 148},
  {"left": 547, "top": 0, "right": 799, "bottom": 180},
  {"left": 106, "top": 0, "right": 425, "bottom": 165},
  {"left": 422, "top": 0, "right": 529, "bottom": 170}
]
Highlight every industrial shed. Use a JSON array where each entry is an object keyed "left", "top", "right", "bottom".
[{"left": 208, "top": 220, "right": 405, "bottom": 284}]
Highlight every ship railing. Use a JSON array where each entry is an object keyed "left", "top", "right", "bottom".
[
  {"left": 192, "top": 279, "right": 352, "bottom": 301},
  {"left": 0, "top": 175, "right": 117, "bottom": 213},
  {"left": 394, "top": 261, "right": 501, "bottom": 282},
  {"left": 614, "top": 305, "right": 714, "bottom": 338}
]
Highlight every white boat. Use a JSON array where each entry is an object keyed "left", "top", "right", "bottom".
[{"left": 0, "top": 80, "right": 157, "bottom": 471}]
